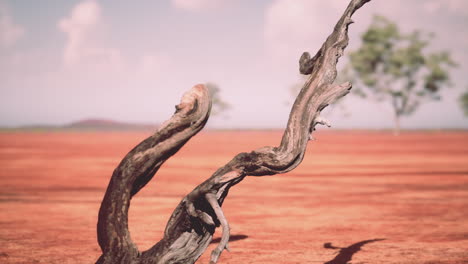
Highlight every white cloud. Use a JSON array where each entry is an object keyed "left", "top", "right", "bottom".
[
  {"left": 262, "top": 0, "right": 429, "bottom": 65},
  {"left": 264, "top": 0, "right": 347, "bottom": 63},
  {"left": 55, "top": 0, "right": 173, "bottom": 91},
  {"left": 58, "top": 0, "right": 122, "bottom": 67},
  {"left": 0, "top": 2, "right": 25, "bottom": 48},
  {"left": 264, "top": 0, "right": 467, "bottom": 62},
  {"left": 423, "top": 0, "right": 468, "bottom": 16},
  {"left": 172, "top": 0, "right": 223, "bottom": 11}
]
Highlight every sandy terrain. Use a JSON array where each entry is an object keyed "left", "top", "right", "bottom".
[{"left": 1, "top": 130, "right": 467, "bottom": 264}]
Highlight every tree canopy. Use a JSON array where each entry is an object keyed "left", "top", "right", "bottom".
[
  {"left": 205, "top": 82, "right": 231, "bottom": 117},
  {"left": 460, "top": 89, "right": 468, "bottom": 116},
  {"left": 345, "top": 15, "right": 456, "bottom": 133}
]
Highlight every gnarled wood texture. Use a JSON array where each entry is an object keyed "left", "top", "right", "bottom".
[
  {"left": 96, "top": 85, "right": 212, "bottom": 264},
  {"left": 96, "top": 0, "right": 371, "bottom": 263}
]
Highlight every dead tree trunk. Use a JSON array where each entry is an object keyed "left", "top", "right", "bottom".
[{"left": 96, "top": 0, "right": 371, "bottom": 263}]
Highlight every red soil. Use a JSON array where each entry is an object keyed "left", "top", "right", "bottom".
[{"left": 1, "top": 131, "right": 467, "bottom": 264}]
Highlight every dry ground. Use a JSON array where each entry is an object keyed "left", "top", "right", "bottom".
[{"left": 0, "top": 131, "right": 467, "bottom": 264}]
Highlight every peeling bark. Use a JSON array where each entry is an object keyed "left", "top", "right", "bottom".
[{"left": 96, "top": 0, "right": 371, "bottom": 263}]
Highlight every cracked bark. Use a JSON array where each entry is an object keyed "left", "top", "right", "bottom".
[{"left": 96, "top": 0, "right": 371, "bottom": 263}]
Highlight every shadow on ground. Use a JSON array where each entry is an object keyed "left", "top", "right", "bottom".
[
  {"left": 323, "top": 238, "right": 385, "bottom": 264},
  {"left": 210, "top": 234, "right": 248, "bottom": 244}
]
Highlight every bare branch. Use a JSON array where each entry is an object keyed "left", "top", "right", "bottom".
[
  {"left": 139, "top": 0, "right": 371, "bottom": 262},
  {"left": 96, "top": 84, "right": 212, "bottom": 264},
  {"left": 96, "top": 0, "right": 371, "bottom": 263},
  {"left": 206, "top": 193, "right": 231, "bottom": 264}
]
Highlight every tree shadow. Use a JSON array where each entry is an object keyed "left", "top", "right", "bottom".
[
  {"left": 323, "top": 238, "right": 385, "bottom": 264},
  {"left": 210, "top": 234, "right": 248, "bottom": 244}
]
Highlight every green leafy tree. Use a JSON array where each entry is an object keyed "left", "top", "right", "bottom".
[
  {"left": 460, "top": 88, "right": 468, "bottom": 116},
  {"left": 346, "top": 15, "right": 456, "bottom": 134},
  {"left": 205, "top": 82, "right": 231, "bottom": 116}
]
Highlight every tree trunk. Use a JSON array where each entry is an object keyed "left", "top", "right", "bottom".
[
  {"left": 96, "top": 0, "right": 372, "bottom": 263},
  {"left": 393, "top": 113, "right": 401, "bottom": 136}
]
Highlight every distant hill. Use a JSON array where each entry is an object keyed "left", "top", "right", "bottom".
[
  {"left": 63, "top": 119, "right": 158, "bottom": 131},
  {"left": 1, "top": 119, "right": 159, "bottom": 132}
]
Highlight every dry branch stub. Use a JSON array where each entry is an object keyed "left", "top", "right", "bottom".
[{"left": 96, "top": 0, "right": 371, "bottom": 263}]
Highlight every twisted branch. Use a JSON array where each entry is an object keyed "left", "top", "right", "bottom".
[
  {"left": 96, "top": 0, "right": 371, "bottom": 263},
  {"left": 96, "top": 85, "right": 212, "bottom": 264}
]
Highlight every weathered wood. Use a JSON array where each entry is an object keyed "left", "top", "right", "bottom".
[
  {"left": 206, "top": 192, "right": 230, "bottom": 264},
  {"left": 96, "top": 0, "right": 371, "bottom": 263},
  {"left": 96, "top": 85, "right": 212, "bottom": 264}
]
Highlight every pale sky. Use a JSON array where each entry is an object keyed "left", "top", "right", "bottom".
[{"left": 1, "top": 0, "right": 467, "bottom": 129}]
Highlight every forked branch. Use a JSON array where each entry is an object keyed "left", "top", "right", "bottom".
[{"left": 96, "top": 0, "right": 371, "bottom": 263}]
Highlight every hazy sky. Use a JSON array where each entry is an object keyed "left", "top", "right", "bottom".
[{"left": 1, "top": 0, "right": 467, "bottom": 129}]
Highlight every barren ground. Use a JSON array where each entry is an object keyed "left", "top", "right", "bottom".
[{"left": 1, "top": 131, "right": 467, "bottom": 264}]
